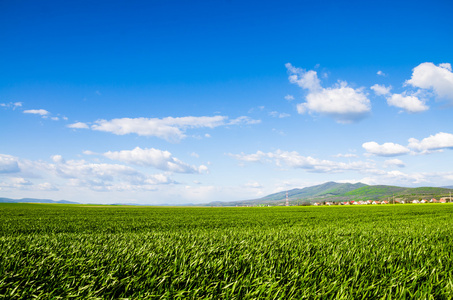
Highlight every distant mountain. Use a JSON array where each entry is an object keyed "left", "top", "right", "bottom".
[
  {"left": 442, "top": 185, "right": 453, "bottom": 189},
  {"left": 207, "top": 182, "right": 367, "bottom": 206},
  {"left": 205, "top": 182, "right": 453, "bottom": 206},
  {"left": 257, "top": 182, "right": 367, "bottom": 201},
  {"left": 0, "top": 198, "right": 78, "bottom": 204}
]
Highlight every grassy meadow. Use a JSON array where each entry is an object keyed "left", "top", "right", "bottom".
[{"left": 1, "top": 203, "right": 453, "bottom": 299}]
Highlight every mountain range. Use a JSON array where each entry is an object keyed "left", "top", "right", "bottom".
[
  {"left": 206, "top": 182, "right": 453, "bottom": 206},
  {"left": 0, "top": 198, "right": 78, "bottom": 204}
]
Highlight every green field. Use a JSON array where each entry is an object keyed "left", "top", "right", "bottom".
[{"left": 1, "top": 203, "right": 453, "bottom": 299}]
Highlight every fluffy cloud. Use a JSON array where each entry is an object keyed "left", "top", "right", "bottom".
[
  {"left": 92, "top": 116, "right": 226, "bottom": 141},
  {"left": 23, "top": 109, "right": 49, "bottom": 116},
  {"left": 71, "top": 115, "right": 260, "bottom": 142},
  {"left": 67, "top": 122, "right": 89, "bottom": 129},
  {"left": 286, "top": 63, "right": 322, "bottom": 91},
  {"left": 229, "top": 149, "right": 374, "bottom": 173},
  {"left": 0, "top": 153, "right": 179, "bottom": 194},
  {"left": 49, "top": 157, "right": 176, "bottom": 191},
  {"left": 0, "top": 154, "right": 20, "bottom": 173},
  {"left": 360, "top": 170, "right": 428, "bottom": 186},
  {"left": 369, "top": 62, "right": 453, "bottom": 113},
  {"left": 406, "top": 62, "right": 453, "bottom": 102},
  {"left": 364, "top": 132, "right": 453, "bottom": 157},
  {"left": 386, "top": 93, "right": 428, "bottom": 113},
  {"left": 384, "top": 159, "right": 405, "bottom": 168},
  {"left": 362, "top": 142, "right": 410, "bottom": 157},
  {"left": 286, "top": 63, "right": 371, "bottom": 123},
  {"left": 408, "top": 132, "right": 453, "bottom": 152},
  {"left": 370, "top": 84, "right": 391, "bottom": 96},
  {"left": 103, "top": 147, "right": 208, "bottom": 173}
]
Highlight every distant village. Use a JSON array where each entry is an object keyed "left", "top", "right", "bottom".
[
  {"left": 313, "top": 197, "right": 452, "bottom": 206},
  {"left": 234, "top": 197, "right": 452, "bottom": 207}
]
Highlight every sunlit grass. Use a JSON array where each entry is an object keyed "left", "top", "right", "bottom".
[{"left": 1, "top": 203, "right": 453, "bottom": 298}]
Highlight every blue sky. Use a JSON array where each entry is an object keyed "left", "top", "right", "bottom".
[{"left": 1, "top": 0, "right": 453, "bottom": 204}]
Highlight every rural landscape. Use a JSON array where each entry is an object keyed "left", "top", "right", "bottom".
[
  {"left": 2, "top": 199, "right": 453, "bottom": 298},
  {"left": 2, "top": 0, "right": 453, "bottom": 298},
  {"left": 2, "top": 182, "right": 453, "bottom": 298}
]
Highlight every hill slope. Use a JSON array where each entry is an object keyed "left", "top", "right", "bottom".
[
  {"left": 206, "top": 182, "right": 453, "bottom": 206},
  {"left": 207, "top": 182, "right": 367, "bottom": 206}
]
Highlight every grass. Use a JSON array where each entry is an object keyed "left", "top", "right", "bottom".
[{"left": 1, "top": 203, "right": 453, "bottom": 299}]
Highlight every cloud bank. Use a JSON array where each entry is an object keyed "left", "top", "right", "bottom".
[
  {"left": 363, "top": 132, "right": 453, "bottom": 156},
  {"left": 104, "top": 147, "right": 208, "bottom": 174},
  {"left": 68, "top": 115, "right": 260, "bottom": 142}
]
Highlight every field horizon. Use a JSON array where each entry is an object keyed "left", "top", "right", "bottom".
[{"left": 2, "top": 203, "right": 453, "bottom": 298}]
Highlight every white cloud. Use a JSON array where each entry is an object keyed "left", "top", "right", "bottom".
[
  {"left": 51, "top": 155, "right": 65, "bottom": 164},
  {"left": 408, "top": 132, "right": 453, "bottom": 152},
  {"left": 244, "top": 181, "right": 263, "bottom": 189},
  {"left": 228, "top": 151, "right": 267, "bottom": 163},
  {"left": 371, "top": 84, "right": 391, "bottom": 96},
  {"left": 384, "top": 159, "right": 405, "bottom": 168},
  {"left": 0, "top": 154, "right": 20, "bottom": 173},
  {"left": 229, "top": 149, "right": 375, "bottom": 173},
  {"left": 67, "top": 122, "right": 90, "bottom": 129},
  {"left": 377, "top": 70, "right": 386, "bottom": 76},
  {"left": 92, "top": 116, "right": 227, "bottom": 141},
  {"left": 37, "top": 182, "right": 59, "bottom": 191},
  {"left": 2, "top": 154, "right": 177, "bottom": 193},
  {"left": 23, "top": 109, "right": 49, "bottom": 116},
  {"left": 362, "top": 141, "right": 410, "bottom": 157},
  {"left": 286, "top": 63, "right": 321, "bottom": 91},
  {"left": 269, "top": 111, "right": 290, "bottom": 118},
  {"left": 360, "top": 170, "right": 428, "bottom": 186},
  {"left": 386, "top": 93, "right": 428, "bottom": 113},
  {"left": 228, "top": 116, "right": 261, "bottom": 125},
  {"left": 84, "top": 115, "right": 259, "bottom": 142},
  {"left": 333, "top": 153, "right": 359, "bottom": 158},
  {"left": 103, "top": 147, "right": 207, "bottom": 174},
  {"left": 284, "top": 95, "right": 295, "bottom": 101},
  {"left": 286, "top": 63, "right": 371, "bottom": 123},
  {"left": 10, "top": 177, "right": 33, "bottom": 186},
  {"left": 406, "top": 62, "right": 453, "bottom": 102},
  {"left": 1, "top": 102, "right": 22, "bottom": 109},
  {"left": 83, "top": 150, "right": 98, "bottom": 155},
  {"left": 363, "top": 132, "right": 453, "bottom": 157}
]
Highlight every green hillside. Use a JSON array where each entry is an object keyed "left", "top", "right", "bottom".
[
  {"left": 343, "top": 186, "right": 453, "bottom": 201},
  {"left": 206, "top": 182, "right": 368, "bottom": 206},
  {"left": 206, "top": 182, "right": 453, "bottom": 206}
]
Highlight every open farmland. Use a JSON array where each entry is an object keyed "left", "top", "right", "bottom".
[{"left": 2, "top": 204, "right": 453, "bottom": 299}]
